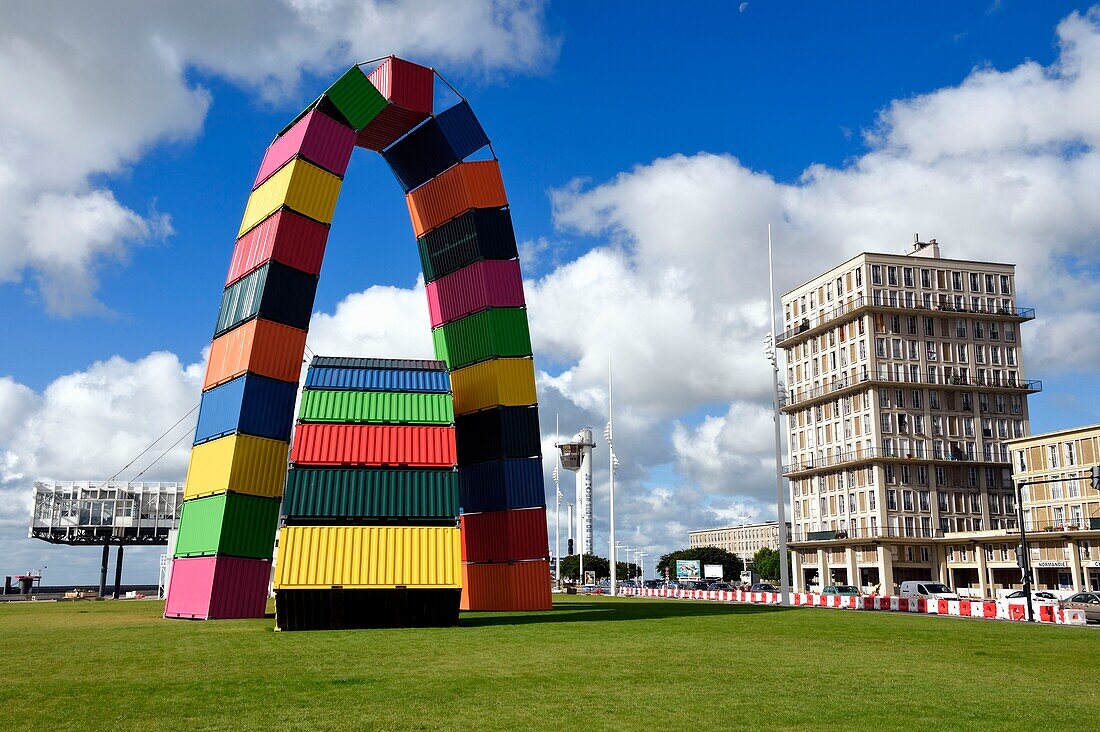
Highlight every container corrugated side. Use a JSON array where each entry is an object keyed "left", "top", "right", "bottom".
[
  {"left": 238, "top": 158, "right": 342, "bottom": 237},
  {"left": 449, "top": 358, "right": 537, "bottom": 415},
  {"left": 459, "top": 458, "right": 545, "bottom": 513},
  {"left": 432, "top": 308, "right": 532, "bottom": 369},
  {"left": 225, "top": 209, "right": 329, "bottom": 286},
  {"left": 253, "top": 108, "right": 356, "bottom": 189},
  {"left": 308, "top": 356, "right": 448, "bottom": 372},
  {"left": 417, "top": 208, "right": 518, "bottom": 282},
  {"left": 322, "top": 65, "right": 388, "bottom": 131},
  {"left": 426, "top": 259, "right": 525, "bottom": 326},
  {"left": 406, "top": 161, "right": 508, "bottom": 238},
  {"left": 282, "top": 467, "right": 458, "bottom": 521},
  {"left": 273, "top": 525, "right": 461, "bottom": 589},
  {"left": 194, "top": 374, "right": 298, "bottom": 445},
  {"left": 173, "top": 492, "right": 280, "bottom": 560},
  {"left": 455, "top": 406, "right": 541, "bottom": 465},
  {"left": 435, "top": 100, "right": 489, "bottom": 161},
  {"left": 290, "top": 424, "right": 457, "bottom": 468},
  {"left": 460, "top": 507, "right": 549, "bottom": 563},
  {"left": 304, "top": 367, "right": 450, "bottom": 393},
  {"left": 382, "top": 100, "right": 490, "bottom": 192},
  {"left": 164, "top": 555, "right": 271, "bottom": 619},
  {"left": 356, "top": 58, "right": 433, "bottom": 151},
  {"left": 215, "top": 261, "right": 318, "bottom": 336},
  {"left": 203, "top": 319, "right": 307, "bottom": 391},
  {"left": 184, "top": 434, "right": 289, "bottom": 500},
  {"left": 459, "top": 559, "right": 552, "bottom": 611},
  {"left": 298, "top": 390, "right": 454, "bottom": 425}
]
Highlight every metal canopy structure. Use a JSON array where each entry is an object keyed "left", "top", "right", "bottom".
[{"left": 30, "top": 481, "right": 183, "bottom": 546}]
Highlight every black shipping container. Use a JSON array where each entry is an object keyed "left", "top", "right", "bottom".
[
  {"left": 215, "top": 260, "right": 318, "bottom": 336},
  {"left": 416, "top": 208, "right": 518, "bottom": 282},
  {"left": 275, "top": 588, "right": 460, "bottom": 630},
  {"left": 455, "top": 406, "right": 541, "bottom": 465},
  {"left": 458, "top": 458, "right": 545, "bottom": 513}
]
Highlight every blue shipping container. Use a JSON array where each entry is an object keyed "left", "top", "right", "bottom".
[
  {"left": 381, "top": 101, "right": 489, "bottom": 192},
  {"left": 459, "top": 458, "right": 546, "bottom": 514},
  {"left": 305, "top": 367, "right": 450, "bottom": 393},
  {"left": 194, "top": 374, "right": 298, "bottom": 445}
]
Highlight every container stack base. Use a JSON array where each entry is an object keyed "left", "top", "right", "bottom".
[{"left": 276, "top": 589, "right": 460, "bottom": 630}]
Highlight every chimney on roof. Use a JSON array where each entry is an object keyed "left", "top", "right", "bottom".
[{"left": 908, "top": 234, "right": 941, "bottom": 259}]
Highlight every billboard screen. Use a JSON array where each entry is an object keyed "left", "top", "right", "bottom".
[
  {"left": 703, "top": 564, "right": 723, "bottom": 579},
  {"left": 675, "top": 560, "right": 701, "bottom": 580}
]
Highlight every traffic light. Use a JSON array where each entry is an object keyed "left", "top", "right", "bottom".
[{"left": 1091, "top": 465, "right": 1100, "bottom": 492}]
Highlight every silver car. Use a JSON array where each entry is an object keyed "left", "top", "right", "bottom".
[{"left": 1063, "top": 592, "right": 1100, "bottom": 623}]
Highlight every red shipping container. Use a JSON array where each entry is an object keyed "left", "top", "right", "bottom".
[
  {"left": 253, "top": 109, "right": 356, "bottom": 189},
  {"left": 406, "top": 161, "right": 508, "bottom": 237},
  {"left": 460, "top": 507, "right": 548, "bottom": 563},
  {"left": 164, "top": 555, "right": 270, "bottom": 620},
  {"left": 356, "top": 57, "right": 434, "bottom": 151},
  {"left": 426, "top": 259, "right": 525, "bottom": 327},
  {"left": 460, "top": 559, "right": 552, "bottom": 611},
  {"left": 225, "top": 209, "right": 329, "bottom": 286},
  {"left": 291, "top": 423, "right": 456, "bottom": 467}
]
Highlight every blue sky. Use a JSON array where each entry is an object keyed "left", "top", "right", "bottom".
[{"left": 3, "top": 1, "right": 1100, "bottom": 584}]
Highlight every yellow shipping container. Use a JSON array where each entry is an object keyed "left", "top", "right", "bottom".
[
  {"left": 274, "top": 525, "right": 461, "bottom": 589},
  {"left": 183, "top": 434, "right": 289, "bottom": 500},
  {"left": 449, "top": 357, "right": 537, "bottom": 415},
  {"left": 238, "top": 158, "right": 342, "bottom": 237}
]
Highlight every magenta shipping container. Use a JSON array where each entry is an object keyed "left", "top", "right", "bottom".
[
  {"left": 224, "top": 209, "right": 330, "bottom": 286},
  {"left": 426, "top": 259, "right": 526, "bottom": 327},
  {"left": 252, "top": 109, "right": 357, "bottom": 189},
  {"left": 164, "top": 555, "right": 271, "bottom": 619}
]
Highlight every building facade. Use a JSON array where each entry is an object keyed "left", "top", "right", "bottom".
[
  {"left": 1005, "top": 425, "right": 1100, "bottom": 592},
  {"left": 688, "top": 521, "right": 790, "bottom": 564},
  {"left": 779, "top": 239, "right": 1040, "bottom": 595}
]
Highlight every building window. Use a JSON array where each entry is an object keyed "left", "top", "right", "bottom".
[
  {"left": 903, "top": 491, "right": 914, "bottom": 511},
  {"left": 1000, "top": 275, "right": 1011, "bottom": 295},
  {"left": 872, "top": 265, "right": 882, "bottom": 285},
  {"left": 887, "top": 490, "right": 897, "bottom": 510}
]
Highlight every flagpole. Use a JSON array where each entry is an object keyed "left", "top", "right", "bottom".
[{"left": 768, "top": 224, "right": 791, "bottom": 606}]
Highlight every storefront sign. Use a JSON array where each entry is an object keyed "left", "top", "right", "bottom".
[{"left": 1035, "top": 560, "right": 1069, "bottom": 568}]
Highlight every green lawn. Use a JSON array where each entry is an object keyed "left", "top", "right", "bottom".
[{"left": 1, "top": 595, "right": 1096, "bottom": 731}]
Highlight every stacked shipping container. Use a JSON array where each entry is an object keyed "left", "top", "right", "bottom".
[
  {"left": 165, "top": 55, "right": 551, "bottom": 621},
  {"left": 273, "top": 358, "right": 461, "bottom": 630}
]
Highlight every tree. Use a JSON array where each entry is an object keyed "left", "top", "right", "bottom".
[
  {"left": 616, "top": 561, "right": 640, "bottom": 579},
  {"left": 657, "top": 547, "right": 743, "bottom": 581},
  {"left": 751, "top": 547, "right": 792, "bottom": 582},
  {"left": 559, "top": 554, "right": 609, "bottom": 581}
]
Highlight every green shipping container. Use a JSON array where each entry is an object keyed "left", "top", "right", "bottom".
[
  {"left": 174, "top": 493, "right": 281, "bottom": 560},
  {"left": 298, "top": 390, "right": 454, "bottom": 424},
  {"left": 432, "top": 308, "right": 532, "bottom": 370},
  {"left": 282, "top": 468, "right": 459, "bottom": 521},
  {"left": 323, "top": 67, "right": 387, "bottom": 130}
]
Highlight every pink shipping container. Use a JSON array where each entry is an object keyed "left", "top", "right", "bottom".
[
  {"left": 426, "top": 259, "right": 525, "bottom": 327},
  {"left": 253, "top": 109, "right": 357, "bottom": 189},
  {"left": 224, "top": 209, "right": 329, "bottom": 286},
  {"left": 164, "top": 555, "right": 271, "bottom": 619},
  {"left": 290, "top": 423, "right": 457, "bottom": 467},
  {"left": 460, "top": 507, "right": 549, "bottom": 563},
  {"left": 356, "top": 57, "right": 435, "bottom": 151}
]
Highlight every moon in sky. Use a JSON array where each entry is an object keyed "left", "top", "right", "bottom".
[{"left": 739, "top": 2, "right": 749, "bottom": 12}]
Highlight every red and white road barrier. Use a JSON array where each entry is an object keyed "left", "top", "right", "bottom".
[{"left": 618, "top": 587, "right": 1086, "bottom": 626}]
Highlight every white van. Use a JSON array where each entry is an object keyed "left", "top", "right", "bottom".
[{"left": 900, "top": 581, "right": 959, "bottom": 600}]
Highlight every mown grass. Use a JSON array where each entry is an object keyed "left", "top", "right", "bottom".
[{"left": 0, "top": 595, "right": 1096, "bottom": 731}]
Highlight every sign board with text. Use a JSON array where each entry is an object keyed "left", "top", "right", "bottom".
[
  {"left": 704, "top": 564, "right": 723, "bottom": 579},
  {"left": 675, "top": 560, "right": 701, "bottom": 580}
]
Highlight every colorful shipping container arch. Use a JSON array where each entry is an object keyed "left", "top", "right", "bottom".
[{"left": 164, "top": 56, "right": 551, "bottom": 622}]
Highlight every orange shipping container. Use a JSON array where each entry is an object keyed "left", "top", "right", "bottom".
[
  {"left": 203, "top": 319, "right": 308, "bottom": 390},
  {"left": 406, "top": 161, "right": 508, "bottom": 238},
  {"left": 460, "top": 559, "right": 552, "bottom": 611}
]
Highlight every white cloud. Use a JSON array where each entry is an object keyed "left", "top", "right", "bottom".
[{"left": 0, "top": 1, "right": 560, "bottom": 314}]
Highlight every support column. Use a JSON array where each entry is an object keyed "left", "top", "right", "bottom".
[
  {"left": 935, "top": 543, "right": 949, "bottom": 585},
  {"left": 845, "top": 546, "right": 858, "bottom": 589},
  {"left": 792, "top": 549, "right": 804, "bottom": 593},
  {"left": 976, "top": 543, "right": 989, "bottom": 600},
  {"left": 816, "top": 548, "right": 827, "bottom": 591},
  {"left": 112, "top": 545, "right": 124, "bottom": 600},
  {"left": 99, "top": 545, "right": 110, "bottom": 598},
  {"left": 1069, "top": 538, "right": 1083, "bottom": 593},
  {"left": 878, "top": 545, "right": 895, "bottom": 595}
]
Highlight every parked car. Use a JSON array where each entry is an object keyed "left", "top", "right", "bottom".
[
  {"left": 751, "top": 583, "right": 777, "bottom": 592},
  {"left": 1062, "top": 592, "right": 1100, "bottom": 623},
  {"left": 643, "top": 579, "right": 662, "bottom": 590},
  {"left": 708, "top": 582, "right": 732, "bottom": 591},
  {"left": 822, "top": 585, "right": 861, "bottom": 597},
  {"left": 684, "top": 581, "right": 709, "bottom": 591},
  {"left": 664, "top": 581, "right": 682, "bottom": 590},
  {"left": 1005, "top": 589, "right": 1059, "bottom": 602},
  {"left": 619, "top": 580, "right": 637, "bottom": 590},
  {"left": 900, "top": 581, "right": 959, "bottom": 601}
]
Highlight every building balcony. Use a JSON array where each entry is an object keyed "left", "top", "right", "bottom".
[
  {"left": 776, "top": 294, "right": 1035, "bottom": 347},
  {"left": 789, "top": 526, "right": 944, "bottom": 545},
  {"left": 782, "top": 446, "right": 1009, "bottom": 478},
  {"left": 779, "top": 371, "right": 1041, "bottom": 411}
]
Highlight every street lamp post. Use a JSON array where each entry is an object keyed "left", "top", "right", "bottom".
[
  {"left": 766, "top": 224, "right": 791, "bottom": 607},
  {"left": 606, "top": 356, "right": 618, "bottom": 597}
]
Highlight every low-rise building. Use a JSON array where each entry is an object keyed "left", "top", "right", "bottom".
[{"left": 688, "top": 521, "right": 790, "bottom": 564}]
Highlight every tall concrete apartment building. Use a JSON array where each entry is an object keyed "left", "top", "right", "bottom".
[
  {"left": 778, "top": 238, "right": 1040, "bottom": 594},
  {"left": 688, "top": 521, "right": 790, "bottom": 565}
]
